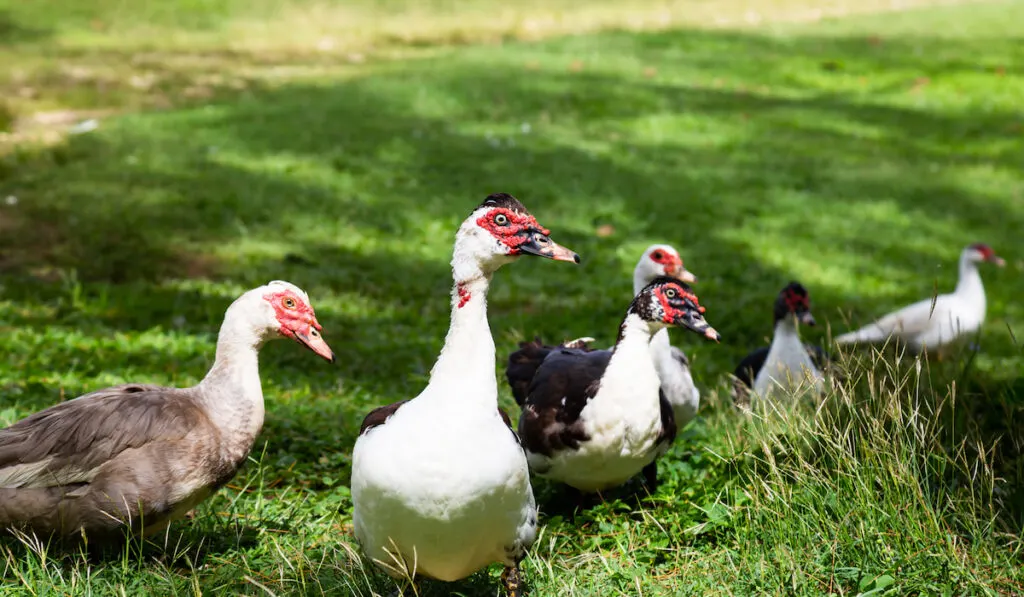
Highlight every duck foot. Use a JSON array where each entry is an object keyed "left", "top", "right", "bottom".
[{"left": 501, "top": 562, "right": 524, "bottom": 597}]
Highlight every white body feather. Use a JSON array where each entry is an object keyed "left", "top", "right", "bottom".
[{"left": 753, "top": 318, "right": 824, "bottom": 399}]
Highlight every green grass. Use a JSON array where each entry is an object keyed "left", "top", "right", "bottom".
[{"left": 1, "top": 0, "right": 1023, "bottom": 594}]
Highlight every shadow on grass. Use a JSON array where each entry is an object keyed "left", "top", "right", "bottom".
[
  {"left": 0, "top": 11, "right": 50, "bottom": 45},
  {"left": 0, "top": 24, "right": 1021, "bottom": 590}
]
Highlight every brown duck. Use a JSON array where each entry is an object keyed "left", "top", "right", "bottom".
[{"left": 0, "top": 280, "right": 335, "bottom": 542}]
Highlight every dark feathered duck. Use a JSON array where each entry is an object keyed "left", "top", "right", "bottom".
[
  {"left": 509, "top": 277, "right": 720, "bottom": 493},
  {"left": 350, "top": 194, "right": 579, "bottom": 597},
  {"left": 0, "top": 281, "right": 335, "bottom": 542}
]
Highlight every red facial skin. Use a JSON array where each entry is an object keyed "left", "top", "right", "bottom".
[
  {"left": 968, "top": 243, "right": 1005, "bottom": 266},
  {"left": 649, "top": 249, "right": 682, "bottom": 273},
  {"left": 784, "top": 290, "right": 810, "bottom": 312},
  {"left": 264, "top": 289, "right": 334, "bottom": 361},
  {"left": 475, "top": 207, "right": 550, "bottom": 255},
  {"left": 655, "top": 284, "right": 705, "bottom": 323},
  {"left": 971, "top": 243, "right": 994, "bottom": 259},
  {"left": 264, "top": 289, "right": 324, "bottom": 337}
]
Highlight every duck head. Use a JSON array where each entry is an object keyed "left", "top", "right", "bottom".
[
  {"left": 632, "top": 276, "right": 720, "bottom": 341},
  {"left": 257, "top": 280, "right": 336, "bottom": 362},
  {"left": 964, "top": 243, "right": 1005, "bottom": 267},
  {"left": 452, "top": 193, "right": 579, "bottom": 279},
  {"left": 634, "top": 244, "right": 697, "bottom": 286},
  {"left": 774, "top": 282, "right": 816, "bottom": 327}
]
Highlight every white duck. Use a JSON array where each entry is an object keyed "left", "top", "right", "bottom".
[
  {"left": 633, "top": 245, "right": 702, "bottom": 428},
  {"left": 506, "top": 244, "right": 702, "bottom": 430},
  {"left": 835, "top": 243, "right": 1005, "bottom": 353},
  {"left": 350, "top": 193, "right": 579, "bottom": 596},
  {"left": 733, "top": 282, "right": 825, "bottom": 402},
  {"left": 510, "top": 277, "right": 719, "bottom": 492},
  {"left": 0, "top": 281, "right": 335, "bottom": 542}
]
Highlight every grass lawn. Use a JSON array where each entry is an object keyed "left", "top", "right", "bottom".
[{"left": 1, "top": 0, "right": 1023, "bottom": 594}]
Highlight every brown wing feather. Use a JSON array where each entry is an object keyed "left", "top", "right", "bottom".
[
  {"left": 0, "top": 384, "right": 202, "bottom": 488},
  {"left": 498, "top": 405, "right": 522, "bottom": 447},
  {"left": 0, "top": 384, "right": 228, "bottom": 540}
]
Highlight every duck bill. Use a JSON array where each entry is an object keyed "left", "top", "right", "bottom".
[
  {"left": 518, "top": 231, "right": 581, "bottom": 263},
  {"left": 294, "top": 329, "right": 337, "bottom": 363},
  {"left": 669, "top": 263, "right": 698, "bottom": 284},
  {"left": 988, "top": 255, "right": 1006, "bottom": 267},
  {"left": 799, "top": 311, "right": 817, "bottom": 326},
  {"left": 675, "top": 311, "right": 721, "bottom": 342}
]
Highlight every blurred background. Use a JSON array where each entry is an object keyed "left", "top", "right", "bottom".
[{"left": 0, "top": 0, "right": 1021, "bottom": 594}]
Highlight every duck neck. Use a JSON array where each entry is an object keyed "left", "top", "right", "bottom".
[
  {"left": 955, "top": 252, "right": 985, "bottom": 303},
  {"left": 767, "top": 315, "right": 805, "bottom": 361},
  {"left": 197, "top": 300, "right": 267, "bottom": 443},
  {"left": 632, "top": 270, "right": 647, "bottom": 298},
  {"left": 426, "top": 240, "right": 500, "bottom": 401},
  {"left": 771, "top": 314, "right": 801, "bottom": 343},
  {"left": 594, "top": 313, "right": 662, "bottom": 403}
]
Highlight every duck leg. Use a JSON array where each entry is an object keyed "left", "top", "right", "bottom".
[
  {"left": 641, "top": 461, "right": 659, "bottom": 492},
  {"left": 501, "top": 561, "right": 524, "bottom": 597},
  {"left": 387, "top": 580, "right": 421, "bottom": 597}
]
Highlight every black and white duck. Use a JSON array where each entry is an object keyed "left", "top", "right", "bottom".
[
  {"left": 732, "top": 282, "right": 827, "bottom": 403},
  {"left": 509, "top": 277, "right": 719, "bottom": 493}
]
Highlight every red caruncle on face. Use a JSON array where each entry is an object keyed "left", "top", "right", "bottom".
[
  {"left": 649, "top": 249, "right": 681, "bottom": 270},
  {"left": 784, "top": 290, "right": 809, "bottom": 312},
  {"left": 655, "top": 283, "right": 704, "bottom": 322},
  {"left": 264, "top": 289, "right": 322, "bottom": 337},
  {"left": 476, "top": 207, "right": 549, "bottom": 254}
]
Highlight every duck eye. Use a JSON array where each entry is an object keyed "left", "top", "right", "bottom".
[
  {"left": 652, "top": 251, "right": 663, "bottom": 261},
  {"left": 283, "top": 297, "right": 297, "bottom": 309},
  {"left": 664, "top": 288, "right": 677, "bottom": 298},
  {"left": 494, "top": 213, "right": 509, "bottom": 226}
]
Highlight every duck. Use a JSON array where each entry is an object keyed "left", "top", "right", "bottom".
[
  {"left": 510, "top": 277, "right": 720, "bottom": 493},
  {"left": 0, "top": 281, "right": 335, "bottom": 542},
  {"left": 732, "top": 282, "right": 825, "bottom": 402},
  {"left": 350, "top": 193, "right": 579, "bottom": 596},
  {"left": 508, "top": 244, "right": 704, "bottom": 432},
  {"left": 835, "top": 243, "right": 1005, "bottom": 354}
]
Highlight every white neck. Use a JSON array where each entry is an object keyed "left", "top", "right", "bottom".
[
  {"left": 197, "top": 298, "right": 267, "bottom": 444},
  {"left": 598, "top": 313, "right": 661, "bottom": 402},
  {"left": 772, "top": 315, "right": 801, "bottom": 341},
  {"left": 764, "top": 315, "right": 812, "bottom": 371},
  {"left": 955, "top": 252, "right": 986, "bottom": 307},
  {"left": 632, "top": 270, "right": 648, "bottom": 298},
  {"left": 424, "top": 235, "right": 503, "bottom": 406},
  {"left": 756, "top": 314, "right": 820, "bottom": 397}
]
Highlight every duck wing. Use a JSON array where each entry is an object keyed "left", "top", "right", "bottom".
[
  {"left": 835, "top": 295, "right": 950, "bottom": 345},
  {"left": 516, "top": 347, "right": 612, "bottom": 457},
  {"left": 505, "top": 337, "right": 598, "bottom": 407},
  {"left": 0, "top": 384, "right": 203, "bottom": 491}
]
